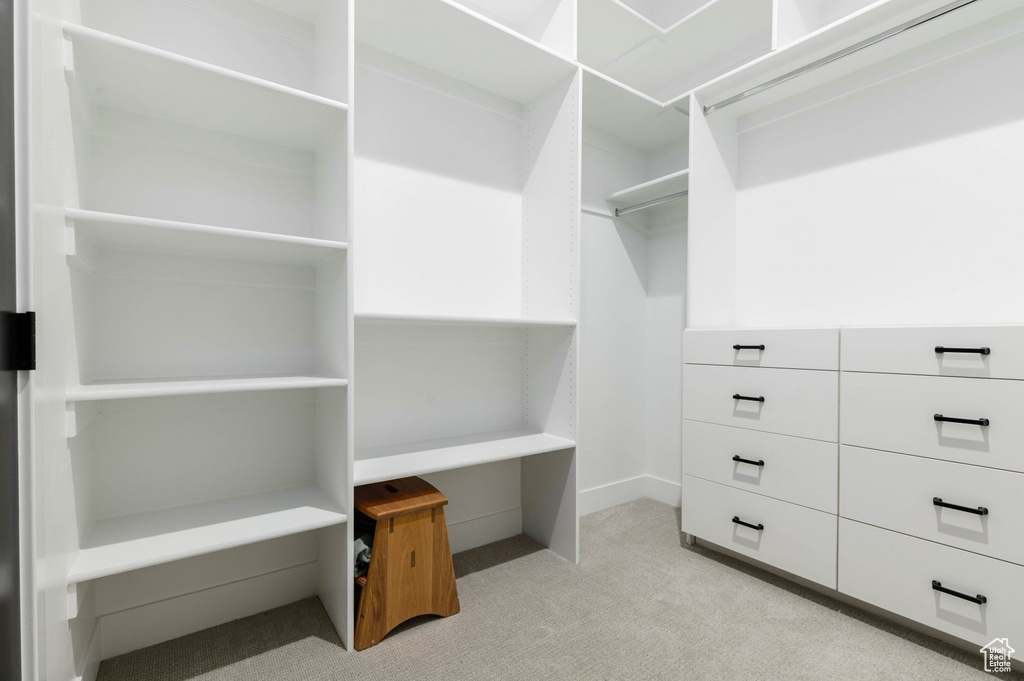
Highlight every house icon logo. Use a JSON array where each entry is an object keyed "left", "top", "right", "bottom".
[{"left": 981, "top": 638, "right": 1014, "bottom": 673}]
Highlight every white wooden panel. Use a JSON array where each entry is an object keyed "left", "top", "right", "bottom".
[
  {"left": 86, "top": 110, "right": 319, "bottom": 239},
  {"left": 684, "top": 421, "right": 838, "bottom": 513},
  {"left": 681, "top": 476, "right": 837, "bottom": 587},
  {"left": 353, "top": 60, "right": 523, "bottom": 319},
  {"left": 683, "top": 365, "right": 838, "bottom": 441},
  {"left": 728, "top": 16, "right": 1024, "bottom": 327},
  {"left": 840, "top": 446, "right": 1024, "bottom": 565},
  {"left": 88, "top": 390, "right": 319, "bottom": 520},
  {"left": 354, "top": 324, "right": 524, "bottom": 450},
  {"left": 522, "top": 71, "right": 578, "bottom": 321},
  {"left": 522, "top": 448, "right": 578, "bottom": 563},
  {"left": 356, "top": 0, "right": 577, "bottom": 104},
  {"left": 840, "top": 372, "right": 1024, "bottom": 472},
  {"left": 82, "top": 249, "right": 317, "bottom": 381},
  {"left": 94, "top": 533, "right": 317, "bottom": 615},
  {"left": 81, "top": 0, "right": 321, "bottom": 95},
  {"left": 842, "top": 326, "right": 1024, "bottom": 379},
  {"left": 684, "top": 328, "right": 838, "bottom": 369},
  {"left": 839, "top": 519, "right": 1024, "bottom": 649},
  {"left": 99, "top": 562, "right": 319, "bottom": 658},
  {"left": 458, "top": 0, "right": 575, "bottom": 56}
]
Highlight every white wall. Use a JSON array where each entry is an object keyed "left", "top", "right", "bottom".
[{"left": 712, "top": 23, "right": 1024, "bottom": 328}]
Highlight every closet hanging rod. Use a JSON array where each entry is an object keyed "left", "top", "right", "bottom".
[
  {"left": 703, "top": 0, "right": 982, "bottom": 115},
  {"left": 614, "top": 190, "right": 688, "bottom": 217}
]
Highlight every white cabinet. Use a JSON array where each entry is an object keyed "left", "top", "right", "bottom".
[{"left": 682, "top": 328, "right": 839, "bottom": 585}]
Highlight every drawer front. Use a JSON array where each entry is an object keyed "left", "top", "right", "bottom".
[
  {"left": 681, "top": 475, "right": 837, "bottom": 588},
  {"left": 684, "top": 365, "right": 838, "bottom": 441},
  {"left": 841, "top": 446, "right": 1024, "bottom": 565},
  {"left": 839, "top": 519, "right": 1024, "bottom": 649},
  {"left": 840, "top": 372, "right": 1024, "bottom": 472},
  {"left": 683, "top": 421, "right": 838, "bottom": 513},
  {"left": 843, "top": 326, "right": 1024, "bottom": 379},
  {"left": 684, "top": 328, "right": 839, "bottom": 370}
]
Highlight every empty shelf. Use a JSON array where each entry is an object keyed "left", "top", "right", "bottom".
[
  {"left": 66, "top": 210, "right": 347, "bottom": 265},
  {"left": 356, "top": 312, "right": 577, "bottom": 328},
  {"left": 63, "top": 23, "right": 347, "bottom": 150},
  {"left": 68, "top": 485, "right": 348, "bottom": 583},
  {"left": 608, "top": 170, "right": 690, "bottom": 208},
  {"left": 354, "top": 430, "right": 577, "bottom": 485},
  {"left": 357, "top": 0, "right": 577, "bottom": 104},
  {"left": 68, "top": 375, "right": 349, "bottom": 402}
]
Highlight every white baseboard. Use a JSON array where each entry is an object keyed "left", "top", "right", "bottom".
[
  {"left": 645, "top": 475, "right": 681, "bottom": 508},
  {"left": 580, "top": 475, "right": 681, "bottom": 516},
  {"left": 579, "top": 476, "right": 647, "bottom": 516},
  {"left": 447, "top": 507, "right": 522, "bottom": 554}
]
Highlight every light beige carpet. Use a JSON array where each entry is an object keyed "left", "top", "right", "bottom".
[{"left": 97, "top": 499, "right": 1020, "bottom": 680}]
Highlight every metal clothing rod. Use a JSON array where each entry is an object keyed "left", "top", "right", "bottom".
[
  {"left": 614, "top": 190, "right": 688, "bottom": 217},
  {"left": 703, "top": 0, "right": 982, "bottom": 115}
]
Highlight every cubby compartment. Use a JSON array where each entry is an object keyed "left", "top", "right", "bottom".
[
  {"left": 354, "top": 320, "right": 576, "bottom": 483},
  {"left": 65, "top": 237, "right": 347, "bottom": 386},
  {"left": 65, "top": 386, "right": 348, "bottom": 585},
  {"left": 78, "top": 0, "right": 350, "bottom": 102},
  {"left": 64, "top": 23, "right": 348, "bottom": 242},
  {"left": 354, "top": 2, "right": 578, "bottom": 321},
  {"left": 578, "top": 0, "right": 774, "bottom": 104}
]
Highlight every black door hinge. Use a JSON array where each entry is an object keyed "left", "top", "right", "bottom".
[{"left": 2, "top": 311, "right": 35, "bottom": 371}]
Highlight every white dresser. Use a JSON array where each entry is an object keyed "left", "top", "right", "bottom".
[
  {"left": 681, "top": 329, "right": 840, "bottom": 588},
  {"left": 682, "top": 325, "right": 1024, "bottom": 650},
  {"left": 839, "top": 326, "right": 1024, "bottom": 649}
]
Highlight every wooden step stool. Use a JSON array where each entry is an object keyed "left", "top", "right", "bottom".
[{"left": 353, "top": 476, "right": 460, "bottom": 650}]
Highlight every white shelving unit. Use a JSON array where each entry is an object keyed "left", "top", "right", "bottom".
[
  {"left": 353, "top": 0, "right": 580, "bottom": 566},
  {"left": 29, "top": 0, "right": 355, "bottom": 675}
]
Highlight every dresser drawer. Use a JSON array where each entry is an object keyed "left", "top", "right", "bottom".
[
  {"left": 683, "top": 421, "right": 837, "bottom": 513},
  {"left": 681, "top": 475, "right": 837, "bottom": 588},
  {"left": 840, "top": 372, "right": 1024, "bottom": 472},
  {"left": 684, "top": 328, "right": 839, "bottom": 370},
  {"left": 842, "top": 326, "right": 1024, "bottom": 379},
  {"left": 841, "top": 446, "right": 1024, "bottom": 565},
  {"left": 839, "top": 519, "right": 1024, "bottom": 649},
  {"left": 684, "top": 365, "right": 838, "bottom": 441}
]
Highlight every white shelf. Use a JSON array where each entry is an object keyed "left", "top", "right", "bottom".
[
  {"left": 607, "top": 169, "right": 690, "bottom": 208},
  {"left": 63, "top": 23, "right": 347, "bottom": 150},
  {"left": 354, "top": 429, "right": 576, "bottom": 485},
  {"left": 66, "top": 210, "right": 347, "bottom": 265},
  {"left": 68, "top": 485, "right": 347, "bottom": 583},
  {"left": 357, "top": 0, "right": 578, "bottom": 104},
  {"left": 67, "top": 375, "right": 349, "bottom": 403},
  {"left": 356, "top": 312, "right": 577, "bottom": 328},
  {"left": 693, "top": 0, "right": 1021, "bottom": 117}
]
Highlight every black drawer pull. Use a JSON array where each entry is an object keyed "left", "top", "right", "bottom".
[
  {"left": 732, "top": 455, "right": 765, "bottom": 467},
  {"left": 732, "top": 516, "right": 764, "bottom": 531},
  {"left": 933, "top": 497, "right": 989, "bottom": 516},
  {"left": 733, "top": 394, "right": 765, "bottom": 403},
  {"left": 733, "top": 344, "right": 765, "bottom": 351},
  {"left": 935, "top": 346, "right": 991, "bottom": 355},
  {"left": 934, "top": 414, "right": 990, "bottom": 427},
  {"left": 932, "top": 580, "right": 987, "bottom": 605}
]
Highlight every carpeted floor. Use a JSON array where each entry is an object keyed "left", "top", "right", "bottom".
[{"left": 97, "top": 499, "right": 1021, "bottom": 680}]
